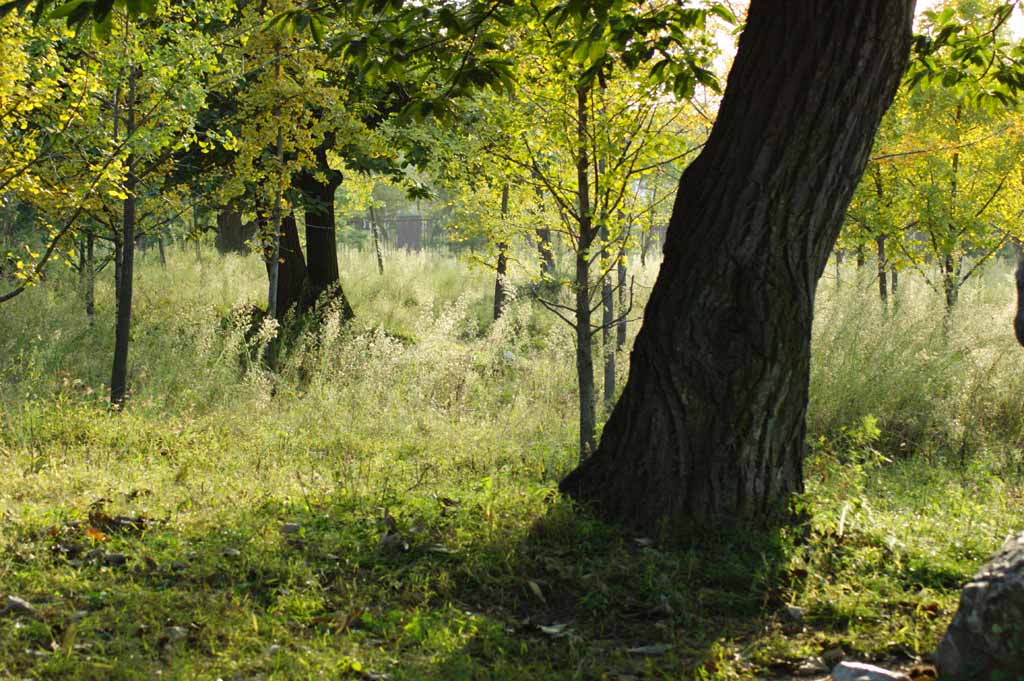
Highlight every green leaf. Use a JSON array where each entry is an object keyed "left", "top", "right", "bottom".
[{"left": 47, "top": 0, "right": 88, "bottom": 19}]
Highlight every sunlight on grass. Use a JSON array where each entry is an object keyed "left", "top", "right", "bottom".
[{"left": 1, "top": 248, "right": 1023, "bottom": 679}]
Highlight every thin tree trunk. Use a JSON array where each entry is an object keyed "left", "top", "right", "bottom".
[
  {"left": 537, "top": 226, "right": 556, "bottom": 279},
  {"left": 369, "top": 207, "right": 384, "bottom": 275},
  {"left": 157, "top": 235, "right": 166, "bottom": 269},
  {"left": 84, "top": 231, "right": 95, "bottom": 326},
  {"left": 111, "top": 66, "right": 138, "bottom": 409},
  {"left": 494, "top": 243, "right": 509, "bottom": 321},
  {"left": 494, "top": 185, "right": 510, "bottom": 321},
  {"left": 114, "top": 237, "right": 122, "bottom": 297},
  {"left": 617, "top": 255, "right": 628, "bottom": 350},
  {"left": 560, "top": 1, "right": 914, "bottom": 530},
  {"left": 574, "top": 82, "right": 596, "bottom": 459},
  {"left": 835, "top": 250, "right": 844, "bottom": 288},
  {"left": 601, "top": 249, "right": 615, "bottom": 409},
  {"left": 1015, "top": 257, "right": 1024, "bottom": 346},
  {"left": 597, "top": 83, "right": 615, "bottom": 411},
  {"left": 194, "top": 203, "right": 203, "bottom": 263},
  {"left": 891, "top": 266, "right": 898, "bottom": 298},
  {"left": 943, "top": 254, "right": 960, "bottom": 314},
  {"left": 876, "top": 235, "right": 888, "bottom": 305},
  {"left": 266, "top": 48, "right": 284, "bottom": 322}
]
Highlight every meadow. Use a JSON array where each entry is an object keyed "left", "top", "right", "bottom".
[{"left": 1, "top": 246, "right": 1023, "bottom": 680}]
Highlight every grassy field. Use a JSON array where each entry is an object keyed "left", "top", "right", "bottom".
[{"left": 1, "top": 246, "right": 1023, "bottom": 679}]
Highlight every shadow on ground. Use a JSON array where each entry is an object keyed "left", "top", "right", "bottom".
[{"left": 0, "top": 491, "right": 842, "bottom": 680}]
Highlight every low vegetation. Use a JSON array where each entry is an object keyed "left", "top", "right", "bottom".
[{"left": 2, "top": 248, "right": 1022, "bottom": 679}]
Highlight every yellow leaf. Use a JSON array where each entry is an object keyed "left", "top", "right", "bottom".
[{"left": 85, "top": 527, "right": 108, "bottom": 543}]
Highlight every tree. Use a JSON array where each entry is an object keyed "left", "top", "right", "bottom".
[
  {"left": 476, "top": 2, "right": 716, "bottom": 457},
  {"left": 842, "top": 1, "right": 1024, "bottom": 315},
  {"left": 1, "top": 0, "right": 221, "bottom": 407},
  {"left": 560, "top": 1, "right": 916, "bottom": 531}
]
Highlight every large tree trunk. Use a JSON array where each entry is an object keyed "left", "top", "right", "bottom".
[
  {"left": 214, "top": 210, "right": 254, "bottom": 255},
  {"left": 296, "top": 168, "right": 353, "bottom": 320},
  {"left": 560, "top": 1, "right": 914, "bottom": 530},
  {"left": 266, "top": 213, "right": 309, "bottom": 319}
]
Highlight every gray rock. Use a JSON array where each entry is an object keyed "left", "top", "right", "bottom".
[
  {"left": 784, "top": 604, "right": 806, "bottom": 622},
  {"left": 822, "top": 646, "right": 845, "bottom": 667},
  {"left": 935, "top": 530, "right": 1024, "bottom": 680},
  {"left": 830, "top": 661, "right": 910, "bottom": 681},
  {"left": 1, "top": 595, "right": 36, "bottom": 617},
  {"left": 280, "top": 523, "right": 302, "bottom": 535}
]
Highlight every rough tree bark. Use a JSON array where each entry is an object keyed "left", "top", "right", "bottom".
[
  {"left": 560, "top": 2, "right": 914, "bottom": 530},
  {"left": 265, "top": 213, "right": 309, "bottom": 319},
  {"left": 296, "top": 168, "right": 354, "bottom": 320},
  {"left": 214, "top": 210, "right": 254, "bottom": 255}
]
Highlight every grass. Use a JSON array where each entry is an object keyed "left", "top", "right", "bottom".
[{"left": 1, "top": 246, "right": 1023, "bottom": 679}]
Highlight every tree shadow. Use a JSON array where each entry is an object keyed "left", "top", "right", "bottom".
[{"left": 3, "top": 494, "right": 801, "bottom": 680}]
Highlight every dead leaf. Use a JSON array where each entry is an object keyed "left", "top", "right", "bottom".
[{"left": 85, "top": 527, "right": 109, "bottom": 543}]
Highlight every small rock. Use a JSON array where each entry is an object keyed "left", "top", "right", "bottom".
[
  {"left": 221, "top": 548, "right": 241, "bottom": 558},
  {"left": 935, "top": 530, "right": 1024, "bottom": 680},
  {"left": 103, "top": 553, "right": 128, "bottom": 567},
  {"left": 85, "top": 548, "right": 105, "bottom": 562},
  {"left": 164, "top": 626, "right": 188, "bottom": 642},
  {"left": 831, "top": 661, "right": 910, "bottom": 681},
  {"left": 784, "top": 604, "right": 806, "bottom": 622},
  {"left": 2, "top": 596, "right": 36, "bottom": 617},
  {"left": 280, "top": 523, "right": 301, "bottom": 535},
  {"left": 378, "top": 533, "right": 409, "bottom": 552},
  {"left": 265, "top": 644, "right": 281, "bottom": 655}
]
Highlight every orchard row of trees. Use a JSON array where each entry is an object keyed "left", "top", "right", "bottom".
[
  {"left": 4, "top": 0, "right": 1024, "bottom": 534},
  {"left": 0, "top": 0, "right": 718, "bottom": 445}
]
